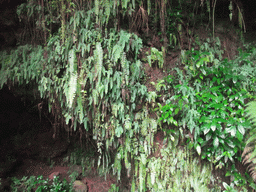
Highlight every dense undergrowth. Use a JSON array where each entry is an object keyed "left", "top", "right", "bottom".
[
  {"left": 2, "top": 33, "right": 256, "bottom": 192},
  {"left": 1, "top": 0, "right": 256, "bottom": 191},
  {"left": 160, "top": 41, "right": 256, "bottom": 167},
  {"left": 155, "top": 42, "right": 256, "bottom": 191},
  {"left": 9, "top": 175, "right": 72, "bottom": 192}
]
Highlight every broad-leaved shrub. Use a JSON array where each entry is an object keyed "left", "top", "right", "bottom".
[{"left": 159, "top": 44, "right": 256, "bottom": 168}]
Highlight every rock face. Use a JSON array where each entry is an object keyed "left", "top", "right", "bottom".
[
  {"left": 0, "top": 142, "right": 22, "bottom": 179},
  {"left": 38, "top": 139, "right": 70, "bottom": 159},
  {"left": 0, "top": 7, "right": 19, "bottom": 49},
  {"left": 0, "top": 156, "right": 18, "bottom": 178},
  {"left": 73, "top": 180, "right": 87, "bottom": 192},
  {"left": 0, "top": 27, "right": 17, "bottom": 48}
]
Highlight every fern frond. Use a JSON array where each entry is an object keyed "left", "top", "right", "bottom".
[
  {"left": 95, "top": 0, "right": 99, "bottom": 23},
  {"left": 121, "top": 53, "right": 129, "bottom": 86},
  {"left": 242, "top": 100, "right": 256, "bottom": 181},
  {"left": 242, "top": 145, "right": 253, "bottom": 164},
  {"left": 94, "top": 42, "right": 103, "bottom": 85},
  {"left": 247, "top": 161, "right": 256, "bottom": 181},
  {"left": 246, "top": 101, "right": 256, "bottom": 127},
  {"left": 246, "top": 133, "right": 256, "bottom": 146},
  {"left": 105, "top": 0, "right": 111, "bottom": 24},
  {"left": 67, "top": 72, "right": 77, "bottom": 108},
  {"left": 66, "top": 49, "right": 78, "bottom": 108},
  {"left": 242, "top": 144, "right": 253, "bottom": 156}
]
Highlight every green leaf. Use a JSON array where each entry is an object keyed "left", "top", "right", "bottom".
[
  {"left": 174, "top": 108, "right": 179, "bottom": 115},
  {"left": 230, "top": 126, "right": 236, "bottom": 137},
  {"left": 237, "top": 124, "right": 245, "bottom": 135},
  {"left": 213, "top": 137, "right": 219, "bottom": 148},
  {"left": 246, "top": 101, "right": 256, "bottom": 126},
  {"left": 112, "top": 44, "right": 122, "bottom": 62},
  {"left": 211, "top": 124, "right": 216, "bottom": 131},
  {"left": 201, "top": 68, "right": 206, "bottom": 75},
  {"left": 197, "top": 137, "right": 204, "bottom": 144},
  {"left": 115, "top": 125, "right": 123, "bottom": 137},
  {"left": 233, "top": 76, "right": 237, "bottom": 84},
  {"left": 223, "top": 182, "right": 229, "bottom": 189},
  {"left": 196, "top": 144, "right": 201, "bottom": 155},
  {"left": 226, "top": 139, "right": 235, "bottom": 148},
  {"left": 140, "top": 154, "right": 147, "bottom": 165},
  {"left": 203, "top": 127, "right": 210, "bottom": 135},
  {"left": 236, "top": 131, "right": 243, "bottom": 142}
]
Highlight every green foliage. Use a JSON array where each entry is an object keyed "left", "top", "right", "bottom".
[
  {"left": 239, "top": 47, "right": 256, "bottom": 181},
  {"left": 1, "top": 1, "right": 254, "bottom": 191},
  {"left": 224, "top": 164, "right": 256, "bottom": 192},
  {"left": 157, "top": 98, "right": 181, "bottom": 127},
  {"left": 112, "top": 107, "right": 158, "bottom": 182},
  {"left": 166, "top": 5, "right": 183, "bottom": 48},
  {"left": 0, "top": 45, "right": 44, "bottom": 87},
  {"left": 0, "top": 6, "right": 151, "bottom": 187},
  {"left": 243, "top": 100, "right": 256, "bottom": 181},
  {"left": 186, "top": 37, "right": 223, "bottom": 68},
  {"left": 131, "top": 143, "right": 217, "bottom": 191},
  {"left": 158, "top": 41, "right": 256, "bottom": 168},
  {"left": 10, "top": 175, "right": 73, "bottom": 192},
  {"left": 109, "top": 184, "right": 119, "bottom": 192},
  {"left": 245, "top": 101, "right": 256, "bottom": 127},
  {"left": 147, "top": 47, "right": 164, "bottom": 68},
  {"left": 63, "top": 145, "right": 95, "bottom": 178}
]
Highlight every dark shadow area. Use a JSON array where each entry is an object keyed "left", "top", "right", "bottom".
[{"left": 0, "top": 85, "right": 69, "bottom": 190}]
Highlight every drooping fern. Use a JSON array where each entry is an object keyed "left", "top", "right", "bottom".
[
  {"left": 243, "top": 101, "right": 256, "bottom": 181},
  {"left": 67, "top": 72, "right": 77, "bottom": 108},
  {"left": 66, "top": 49, "right": 78, "bottom": 108}
]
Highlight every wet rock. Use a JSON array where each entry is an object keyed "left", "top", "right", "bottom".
[
  {"left": 73, "top": 180, "right": 87, "bottom": 192},
  {"left": 39, "top": 139, "right": 69, "bottom": 159}
]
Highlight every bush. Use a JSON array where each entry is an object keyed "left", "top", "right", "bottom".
[
  {"left": 158, "top": 43, "right": 256, "bottom": 168},
  {"left": 10, "top": 175, "right": 73, "bottom": 192}
]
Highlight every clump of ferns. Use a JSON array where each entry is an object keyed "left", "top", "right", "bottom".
[{"left": 243, "top": 101, "right": 256, "bottom": 181}]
